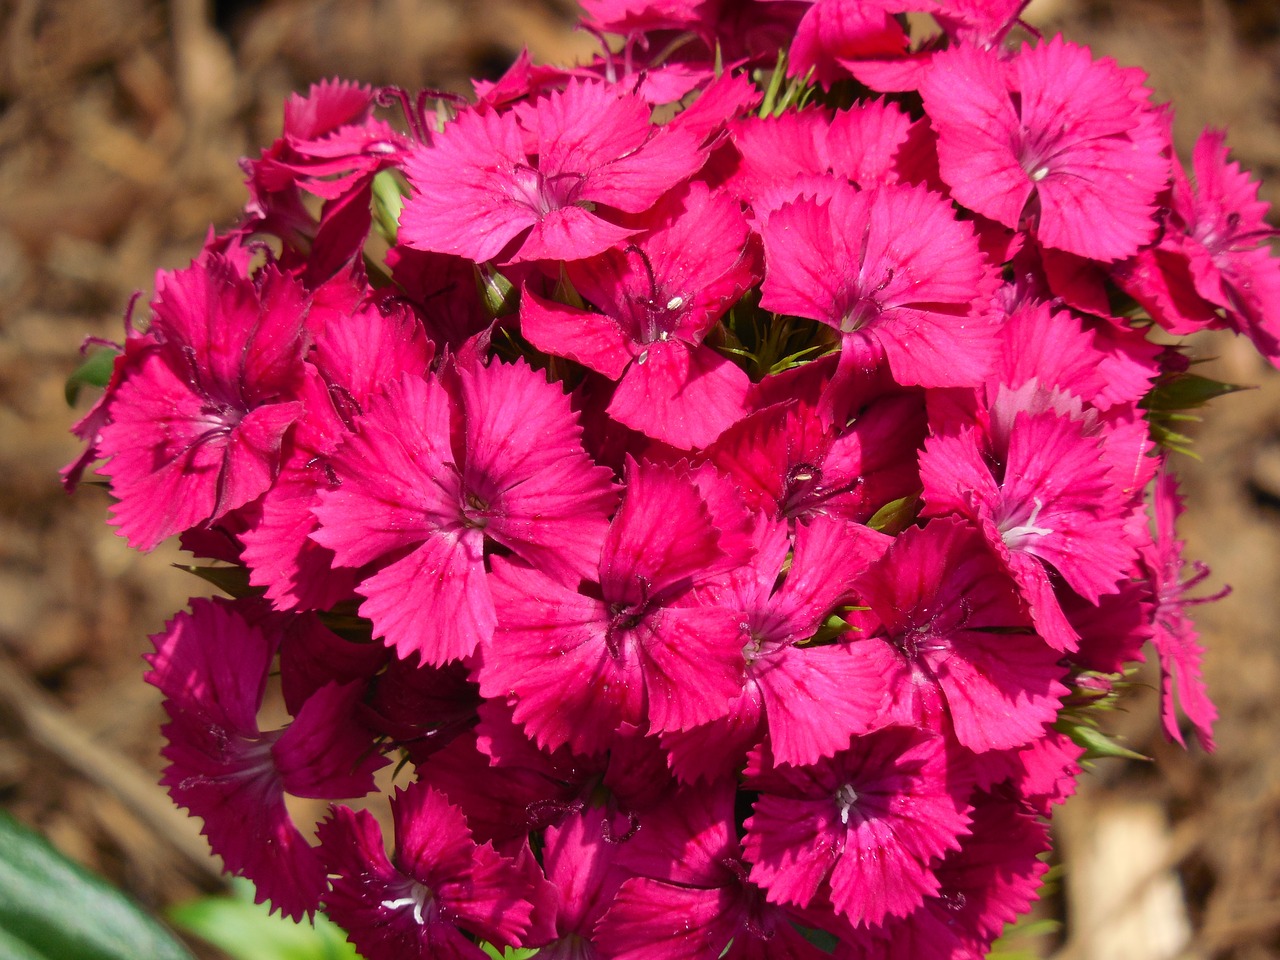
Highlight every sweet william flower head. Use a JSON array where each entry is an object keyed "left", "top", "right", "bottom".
[{"left": 64, "top": 2, "right": 1264, "bottom": 952}]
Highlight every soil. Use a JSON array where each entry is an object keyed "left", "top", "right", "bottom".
[{"left": 1, "top": 1, "right": 1278, "bottom": 957}]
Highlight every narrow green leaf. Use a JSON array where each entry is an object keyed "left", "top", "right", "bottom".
[
  {"left": 168, "top": 885, "right": 359, "bottom": 960},
  {"left": 0, "top": 812, "right": 194, "bottom": 960},
  {"left": 790, "top": 923, "right": 839, "bottom": 952},
  {"left": 65, "top": 348, "right": 119, "bottom": 405},
  {"left": 172, "top": 564, "right": 258, "bottom": 599}
]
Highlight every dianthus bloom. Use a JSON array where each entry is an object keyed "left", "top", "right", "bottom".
[
  {"left": 67, "top": 5, "right": 1261, "bottom": 955},
  {"left": 400, "top": 80, "right": 705, "bottom": 264}
]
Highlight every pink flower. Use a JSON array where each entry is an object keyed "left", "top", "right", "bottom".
[
  {"left": 920, "top": 38, "right": 1169, "bottom": 261},
  {"left": 919, "top": 384, "right": 1140, "bottom": 651},
  {"left": 705, "top": 391, "right": 925, "bottom": 524},
  {"left": 662, "top": 515, "right": 891, "bottom": 781},
  {"left": 312, "top": 359, "right": 617, "bottom": 664},
  {"left": 787, "top": 0, "right": 909, "bottom": 90},
  {"left": 597, "top": 784, "right": 831, "bottom": 959},
  {"left": 850, "top": 518, "right": 1068, "bottom": 753},
  {"left": 1122, "top": 129, "right": 1280, "bottom": 360},
  {"left": 319, "top": 783, "right": 551, "bottom": 959},
  {"left": 479, "top": 458, "right": 748, "bottom": 755},
  {"left": 98, "top": 256, "right": 308, "bottom": 551},
  {"left": 239, "top": 296, "right": 433, "bottom": 610},
  {"left": 759, "top": 179, "right": 999, "bottom": 390},
  {"left": 400, "top": 80, "right": 705, "bottom": 264},
  {"left": 251, "top": 78, "right": 405, "bottom": 201},
  {"left": 834, "top": 795, "right": 1051, "bottom": 959},
  {"left": 146, "top": 598, "right": 385, "bottom": 920},
  {"left": 520, "top": 181, "right": 758, "bottom": 448},
  {"left": 1141, "top": 469, "right": 1222, "bottom": 750},
  {"left": 743, "top": 727, "right": 972, "bottom": 926}
]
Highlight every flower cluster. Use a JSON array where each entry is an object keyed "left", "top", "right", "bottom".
[{"left": 67, "top": 1, "right": 1277, "bottom": 957}]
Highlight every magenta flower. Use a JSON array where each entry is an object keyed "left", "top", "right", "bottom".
[
  {"left": 920, "top": 38, "right": 1170, "bottom": 261},
  {"left": 401, "top": 80, "right": 705, "bottom": 264},
  {"left": 834, "top": 795, "right": 1051, "bottom": 959},
  {"left": 520, "top": 181, "right": 759, "bottom": 448},
  {"left": 759, "top": 179, "right": 999, "bottom": 390},
  {"left": 662, "top": 515, "right": 891, "bottom": 780},
  {"left": 98, "top": 256, "right": 308, "bottom": 550},
  {"left": 850, "top": 518, "right": 1068, "bottom": 753},
  {"left": 706, "top": 391, "right": 925, "bottom": 524},
  {"left": 787, "top": 0, "right": 909, "bottom": 90},
  {"left": 596, "top": 784, "right": 832, "bottom": 958},
  {"left": 319, "top": 782, "right": 552, "bottom": 959},
  {"left": 743, "top": 726, "right": 972, "bottom": 927},
  {"left": 312, "top": 359, "right": 617, "bottom": 664},
  {"left": 1141, "top": 469, "right": 1222, "bottom": 750},
  {"left": 919, "top": 385, "right": 1140, "bottom": 651},
  {"left": 479, "top": 457, "right": 749, "bottom": 755},
  {"left": 1122, "top": 129, "right": 1280, "bottom": 360},
  {"left": 146, "top": 598, "right": 385, "bottom": 920},
  {"left": 240, "top": 296, "right": 433, "bottom": 610}
]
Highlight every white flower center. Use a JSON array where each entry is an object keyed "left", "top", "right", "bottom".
[
  {"left": 836, "top": 783, "right": 860, "bottom": 825},
  {"left": 382, "top": 882, "right": 433, "bottom": 925},
  {"left": 999, "top": 496, "right": 1053, "bottom": 551}
]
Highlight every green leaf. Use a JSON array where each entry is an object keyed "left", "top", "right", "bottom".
[
  {"left": 173, "top": 564, "right": 258, "bottom": 599},
  {"left": 790, "top": 923, "right": 839, "bottom": 952},
  {"left": 0, "top": 812, "right": 194, "bottom": 960},
  {"left": 168, "top": 880, "right": 359, "bottom": 960},
  {"left": 65, "top": 348, "right": 119, "bottom": 405},
  {"left": 478, "top": 946, "right": 537, "bottom": 960}
]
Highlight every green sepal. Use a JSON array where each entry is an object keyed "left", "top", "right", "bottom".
[
  {"left": 168, "top": 879, "right": 358, "bottom": 960},
  {"left": 1140, "top": 371, "right": 1248, "bottom": 412},
  {"left": 479, "top": 946, "right": 538, "bottom": 960},
  {"left": 1142, "top": 370, "right": 1248, "bottom": 455},
  {"left": 65, "top": 348, "right": 120, "bottom": 405},
  {"left": 866, "top": 494, "right": 919, "bottom": 535},
  {"left": 371, "top": 169, "right": 407, "bottom": 246},
  {"left": 1056, "top": 715, "right": 1149, "bottom": 763},
  {"left": 476, "top": 263, "right": 520, "bottom": 318},
  {"left": 0, "top": 812, "right": 195, "bottom": 960}
]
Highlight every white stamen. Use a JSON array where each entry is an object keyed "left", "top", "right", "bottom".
[
  {"left": 666, "top": 295, "right": 684, "bottom": 310},
  {"left": 836, "top": 783, "right": 860, "bottom": 825},
  {"left": 381, "top": 884, "right": 432, "bottom": 924},
  {"left": 1000, "top": 496, "right": 1053, "bottom": 549},
  {"left": 1030, "top": 166, "right": 1050, "bottom": 182}
]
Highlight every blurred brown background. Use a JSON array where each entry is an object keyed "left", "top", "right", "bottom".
[{"left": 1, "top": 0, "right": 1278, "bottom": 957}]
